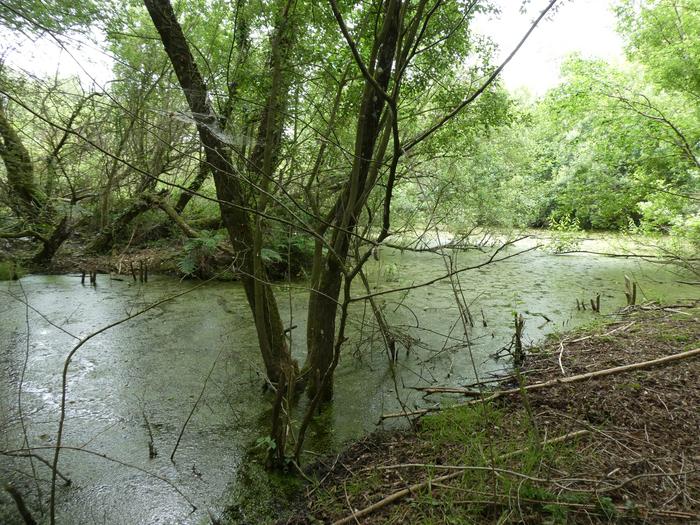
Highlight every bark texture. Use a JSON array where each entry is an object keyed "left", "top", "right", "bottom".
[
  {"left": 304, "top": 0, "right": 402, "bottom": 401},
  {"left": 144, "top": 0, "right": 296, "bottom": 385},
  {"left": 88, "top": 193, "right": 159, "bottom": 253},
  {"left": 0, "top": 103, "right": 45, "bottom": 216},
  {"left": 174, "top": 159, "right": 209, "bottom": 214}
]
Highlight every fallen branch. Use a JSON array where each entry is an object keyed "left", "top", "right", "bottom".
[
  {"left": 1, "top": 451, "right": 71, "bottom": 484},
  {"left": 145, "top": 193, "right": 199, "bottom": 239},
  {"left": 0, "top": 230, "right": 46, "bottom": 242},
  {"left": 331, "top": 430, "right": 588, "bottom": 525},
  {"left": 559, "top": 321, "right": 636, "bottom": 375},
  {"left": 384, "top": 347, "right": 700, "bottom": 420},
  {"left": 379, "top": 405, "right": 440, "bottom": 421},
  {"left": 451, "top": 494, "right": 699, "bottom": 521},
  {"left": 639, "top": 301, "right": 698, "bottom": 310},
  {"left": 144, "top": 193, "right": 235, "bottom": 257},
  {"left": 414, "top": 387, "right": 481, "bottom": 397},
  {"left": 571, "top": 320, "right": 637, "bottom": 344},
  {"left": 555, "top": 249, "right": 700, "bottom": 261},
  {"left": 557, "top": 341, "right": 566, "bottom": 375}
]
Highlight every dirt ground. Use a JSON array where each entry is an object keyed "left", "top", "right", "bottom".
[
  {"left": 292, "top": 303, "right": 700, "bottom": 524},
  {"left": 0, "top": 235, "right": 186, "bottom": 275}
]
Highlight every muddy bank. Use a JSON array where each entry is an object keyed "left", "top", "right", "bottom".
[
  {"left": 298, "top": 303, "right": 700, "bottom": 524},
  {"left": 1, "top": 232, "right": 310, "bottom": 281}
]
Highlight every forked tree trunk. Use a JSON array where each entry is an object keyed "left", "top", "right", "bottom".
[
  {"left": 33, "top": 215, "right": 71, "bottom": 264},
  {"left": 304, "top": 0, "right": 401, "bottom": 401},
  {"left": 144, "top": 0, "right": 296, "bottom": 385}
]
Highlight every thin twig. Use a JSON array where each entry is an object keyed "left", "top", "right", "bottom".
[
  {"left": 170, "top": 346, "right": 225, "bottom": 462},
  {"left": 49, "top": 275, "right": 221, "bottom": 523},
  {"left": 331, "top": 430, "right": 587, "bottom": 525}
]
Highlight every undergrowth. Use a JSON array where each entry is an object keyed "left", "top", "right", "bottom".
[{"left": 0, "top": 259, "right": 23, "bottom": 280}]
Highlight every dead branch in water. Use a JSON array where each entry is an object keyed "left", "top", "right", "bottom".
[
  {"left": 4, "top": 484, "right": 37, "bottom": 525},
  {"left": 171, "top": 347, "right": 225, "bottom": 462}
]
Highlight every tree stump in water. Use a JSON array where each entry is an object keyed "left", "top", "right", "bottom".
[
  {"left": 513, "top": 313, "right": 525, "bottom": 367},
  {"left": 624, "top": 275, "right": 637, "bottom": 306}
]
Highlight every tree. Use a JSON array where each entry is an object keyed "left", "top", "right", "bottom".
[
  {"left": 0, "top": 0, "right": 557, "bottom": 466},
  {"left": 0, "top": 74, "right": 99, "bottom": 262},
  {"left": 0, "top": 99, "right": 45, "bottom": 216},
  {"left": 143, "top": 0, "right": 556, "bottom": 424},
  {"left": 0, "top": 0, "right": 99, "bottom": 33},
  {"left": 617, "top": 0, "right": 700, "bottom": 101}
]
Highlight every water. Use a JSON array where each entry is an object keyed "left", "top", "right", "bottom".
[{"left": 0, "top": 239, "right": 696, "bottom": 524}]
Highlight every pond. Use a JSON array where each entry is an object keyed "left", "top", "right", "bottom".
[{"left": 0, "top": 238, "right": 696, "bottom": 523}]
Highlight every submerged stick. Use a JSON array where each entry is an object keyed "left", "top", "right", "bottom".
[
  {"left": 170, "top": 347, "right": 224, "bottom": 462},
  {"left": 4, "top": 484, "right": 37, "bottom": 525},
  {"left": 47, "top": 277, "right": 225, "bottom": 524}
]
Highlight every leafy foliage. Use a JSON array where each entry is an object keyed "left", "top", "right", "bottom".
[
  {"left": 547, "top": 214, "right": 583, "bottom": 254},
  {"left": 0, "top": 0, "right": 100, "bottom": 33},
  {"left": 177, "top": 232, "right": 224, "bottom": 276}
]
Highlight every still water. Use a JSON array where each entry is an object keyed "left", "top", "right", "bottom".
[{"left": 1, "top": 238, "right": 696, "bottom": 523}]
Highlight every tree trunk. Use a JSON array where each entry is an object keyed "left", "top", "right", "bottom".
[
  {"left": 174, "top": 159, "right": 208, "bottom": 214},
  {"left": 304, "top": 0, "right": 401, "bottom": 401},
  {"left": 87, "top": 193, "right": 158, "bottom": 253},
  {"left": 305, "top": 258, "right": 344, "bottom": 400},
  {"left": 33, "top": 215, "right": 71, "bottom": 264},
  {"left": 0, "top": 96, "right": 95, "bottom": 264},
  {"left": 148, "top": 193, "right": 200, "bottom": 238},
  {"left": 144, "top": 0, "right": 295, "bottom": 384},
  {"left": 0, "top": 103, "right": 45, "bottom": 217}
]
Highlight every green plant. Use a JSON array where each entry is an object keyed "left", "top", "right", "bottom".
[
  {"left": 263, "top": 229, "right": 315, "bottom": 280},
  {"left": 261, "top": 247, "right": 283, "bottom": 264},
  {"left": 254, "top": 435, "right": 277, "bottom": 454},
  {"left": 177, "top": 232, "right": 224, "bottom": 276},
  {"left": 383, "top": 262, "right": 399, "bottom": 282},
  {"left": 0, "top": 259, "right": 23, "bottom": 280},
  {"left": 597, "top": 495, "right": 618, "bottom": 520},
  {"left": 547, "top": 214, "right": 583, "bottom": 253}
]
